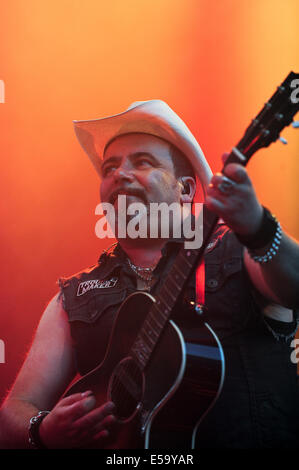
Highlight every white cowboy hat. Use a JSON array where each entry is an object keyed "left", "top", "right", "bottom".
[{"left": 73, "top": 99, "right": 212, "bottom": 194}]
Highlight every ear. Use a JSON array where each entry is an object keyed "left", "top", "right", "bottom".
[{"left": 179, "top": 176, "right": 196, "bottom": 203}]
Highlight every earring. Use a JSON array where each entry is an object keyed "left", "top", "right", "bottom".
[{"left": 182, "top": 181, "right": 190, "bottom": 194}]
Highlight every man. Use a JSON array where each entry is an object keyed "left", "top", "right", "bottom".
[{"left": 0, "top": 100, "right": 299, "bottom": 449}]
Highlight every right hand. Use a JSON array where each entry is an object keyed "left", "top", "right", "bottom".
[{"left": 39, "top": 391, "right": 116, "bottom": 448}]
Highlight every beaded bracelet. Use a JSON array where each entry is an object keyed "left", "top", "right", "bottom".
[{"left": 248, "top": 222, "right": 282, "bottom": 263}]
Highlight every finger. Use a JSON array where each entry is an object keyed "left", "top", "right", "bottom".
[
  {"left": 222, "top": 163, "right": 249, "bottom": 184},
  {"left": 64, "top": 395, "right": 97, "bottom": 421},
  {"left": 221, "top": 152, "right": 230, "bottom": 164},
  {"left": 92, "top": 429, "right": 110, "bottom": 442},
  {"left": 207, "top": 183, "right": 225, "bottom": 200},
  {"left": 76, "top": 428, "right": 110, "bottom": 448},
  {"left": 69, "top": 413, "right": 116, "bottom": 444},
  {"left": 72, "top": 401, "right": 116, "bottom": 431},
  {"left": 92, "top": 414, "right": 117, "bottom": 434},
  {"left": 59, "top": 391, "right": 93, "bottom": 407},
  {"left": 209, "top": 172, "right": 224, "bottom": 187},
  {"left": 205, "top": 195, "right": 227, "bottom": 214},
  {"left": 77, "top": 413, "right": 117, "bottom": 442},
  {"left": 210, "top": 173, "right": 236, "bottom": 191},
  {"left": 207, "top": 181, "right": 236, "bottom": 202}
]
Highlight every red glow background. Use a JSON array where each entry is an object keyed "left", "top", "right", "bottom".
[{"left": 0, "top": 0, "right": 298, "bottom": 402}]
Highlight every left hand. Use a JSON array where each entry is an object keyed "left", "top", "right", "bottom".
[{"left": 206, "top": 153, "right": 263, "bottom": 236}]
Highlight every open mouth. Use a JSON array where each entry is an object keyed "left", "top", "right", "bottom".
[{"left": 109, "top": 189, "right": 146, "bottom": 205}]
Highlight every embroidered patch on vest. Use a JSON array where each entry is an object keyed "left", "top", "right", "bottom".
[{"left": 77, "top": 277, "right": 118, "bottom": 296}]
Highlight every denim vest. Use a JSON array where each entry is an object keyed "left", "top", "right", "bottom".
[{"left": 58, "top": 224, "right": 299, "bottom": 448}]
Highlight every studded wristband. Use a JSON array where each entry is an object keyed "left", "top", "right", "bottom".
[
  {"left": 235, "top": 206, "right": 279, "bottom": 250},
  {"left": 28, "top": 411, "right": 50, "bottom": 449}
]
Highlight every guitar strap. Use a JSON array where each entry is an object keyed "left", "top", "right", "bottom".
[
  {"left": 195, "top": 258, "right": 205, "bottom": 310},
  {"left": 195, "top": 218, "right": 225, "bottom": 309}
]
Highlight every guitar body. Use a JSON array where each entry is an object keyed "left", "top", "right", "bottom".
[{"left": 65, "top": 291, "right": 225, "bottom": 449}]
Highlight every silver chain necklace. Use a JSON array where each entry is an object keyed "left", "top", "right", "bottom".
[{"left": 127, "top": 258, "right": 155, "bottom": 287}]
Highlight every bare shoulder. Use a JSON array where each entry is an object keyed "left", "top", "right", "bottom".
[
  {"left": 34, "top": 292, "right": 69, "bottom": 337},
  {"left": 7, "top": 292, "right": 76, "bottom": 410}
]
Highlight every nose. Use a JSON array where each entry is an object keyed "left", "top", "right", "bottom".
[{"left": 112, "top": 163, "right": 134, "bottom": 183}]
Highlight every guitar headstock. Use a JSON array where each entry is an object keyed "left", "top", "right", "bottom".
[{"left": 225, "top": 71, "right": 299, "bottom": 166}]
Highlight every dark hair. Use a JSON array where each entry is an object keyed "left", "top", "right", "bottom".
[{"left": 168, "top": 142, "right": 195, "bottom": 180}]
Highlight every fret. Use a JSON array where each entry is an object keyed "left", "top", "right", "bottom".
[
  {"left": 138, "top": 336, "right": 151, "bottom": 355},
  {"left": 179, "top": 250, "right": 193, "bottom": 273},
  {"left": 167, "top": 275, "right": 181, "bottom": 291},
  {"left": 172, "top": 270, "right": 184, "bottom": 285},
  {"left": 144, "top": 315, "right": 161, "bottom": 337},
  {"left": 181, "top": 251, "right": 197, "bottom": 266},
  {"left": 147, "top": 311, "right": 165, "bottom": 330},
  {"left": 181, "top": 250, "right": 198, "bottom": 267},
  {"left": 163, "top": 283, "right": 177, "bottom": 302},
  {"left": 155, "top": 296, "right": 170, "bottom": 314},
  {"left": 158, "top": 288, "right": 174, "bottom": 308},
  {"left": 172, "top": 262, "right": 187, "bottom": 280},
  {"left": 183, "top": 258, "right": 193, "bottom": 269},
  {"left": 155, "top": 303, "right": 171, "bottom": 323},
  {"left": 132, "top": 335, "right": 152, "bottom": 359},
  {"left": 131, "top": 346, "right": 147, "bottom": 369},
  {"left": 141, "top": 327, "right": 156, "bottom": 348}
]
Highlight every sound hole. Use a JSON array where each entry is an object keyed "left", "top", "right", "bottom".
[{"left": 108, "top": 357, "right": 144, "bottom": 421}]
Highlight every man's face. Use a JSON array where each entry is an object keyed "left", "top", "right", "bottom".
[{"left": 100, "top": 133, "right": 181, "bottom": 209}]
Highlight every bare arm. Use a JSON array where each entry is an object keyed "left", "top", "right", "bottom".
[
  {"left": 0, "top": 293, "right": 116, "bottom": 449},
  {"left": 0, "top": 293, "right": 76, "bottom": 448},
  {"left": 244, "top": 232, "right": 299, "bottom": 309},
  {"left": 207, "top": 160, "right": 299, "bottom": 311}
]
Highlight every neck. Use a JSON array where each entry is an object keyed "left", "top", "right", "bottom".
[{"left": 117, "top": 237, "right": 166, "bottom": 267}]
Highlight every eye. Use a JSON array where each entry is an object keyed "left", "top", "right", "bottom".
[
  {"left": 102, "top": 164, "right": 117, "bottom": 177},
  {"left": 135, "top": 157, "right": 153, "bottom": 168}
]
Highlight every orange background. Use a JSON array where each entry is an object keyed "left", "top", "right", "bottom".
[{"left": 0, "top": 0, "right": 298, "bottom": 401}]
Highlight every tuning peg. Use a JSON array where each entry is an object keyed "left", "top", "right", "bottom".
[
  {"left": 292, "top": 121, "right": 299, "bottom": 128},
  {"left": 279, "top": 136, "right": 288, "bottom": 144}
]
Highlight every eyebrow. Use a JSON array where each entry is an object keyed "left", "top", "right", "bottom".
[{"left": 101, "top": 152, "right": 159, "bottom": 173}]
